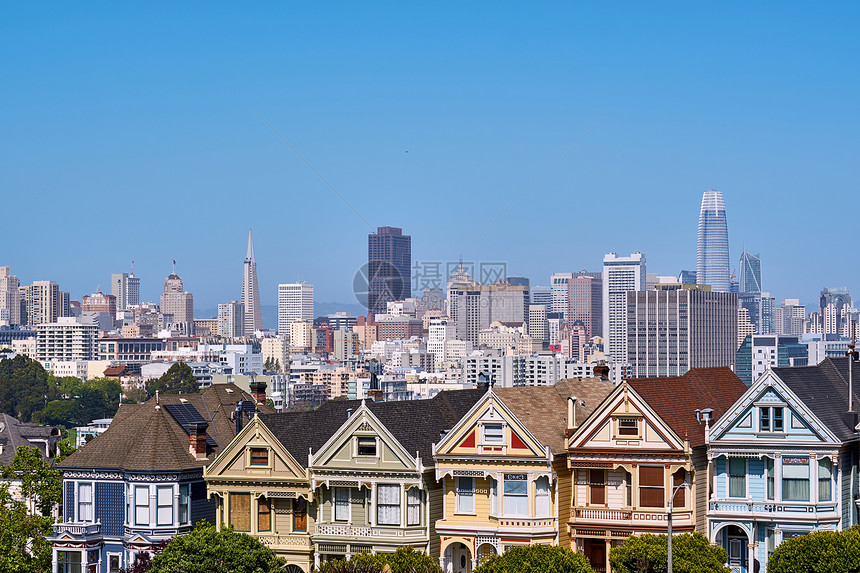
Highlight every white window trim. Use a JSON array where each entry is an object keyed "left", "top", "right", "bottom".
[
  {"left": 455, "top": 476, "right": 476, "bottom": 515},
  {"left": 333, "top": 487, "right": 352, "bottom": 523},
  {"left": 134, "top": 485, "right": 151, "bottom": 526},
  {"left": 77, "top": 481, "right": 94, "bottom": 523},
  {"left": 156, "top": 485, "right": 175, "bottom": 526},
  {"left": 480, "top": 423, "right": 505, "bottom": 446},
  {"left": 354, "top": 436, "right": 380, "bottom": 459},
  {"left": 727, "top": 457, "right": 748, "bottom": 499}
]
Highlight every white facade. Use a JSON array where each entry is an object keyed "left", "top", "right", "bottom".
[
  {"left": 197, "top": 343, "right": 263, "bottom": 375},
  {"left": 288, "top": 319, "right": 314, "bottom": 352},
  {"left": 0, "top": 267, "right": 21, "bottom": 326},
  {"left": 550, "top": 272, "right": 574, "bottom": 319},
  {"left": 528, "top": 304, "right": 547, "bottom": 342},
  {"left": 36, "top": 317, "right": 98, "bottom": 362},
  {"left": 261, "top": 336, "right": 289, "bottom": 372},
  {"left": 427, "top": 317, "right": 455, "bottom": 370},
  {"left": 278, "top": 282, "right": 314, "bottom": 333},
  {"left": 602, "top": 252, "right": 645, "bottom": 364},
  {"left": 462, "top": 352, "right": 604, "bottom": 387},
  {"left": 217, "top": 301, "right": 245, "bottom": 339}
]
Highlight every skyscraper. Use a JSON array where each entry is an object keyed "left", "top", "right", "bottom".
[
  {"left": 738, "top": 251, "right": 762, "bottom": 293},
  {"left": 603, "top": 252, "right": 646, "bottom": 363},
  {"left": 550, "top": 272, "right": 574, "bottom": 319},
  {"left": 241, "top": 229, "right": 263, "bottom": 336},
  {"left": 218, "top": 300, "right": 245, "bottom": 339},
  {"left": 0, "top": 267, "right": 21, "bottom": 326},
  {"left": 367, "top": 226, "right": 411, "bottom": 316},
  {"left": 697, "top": 190, "right": 730, "bottom": 292},
  {"left": 111, "top": 271, "right": 140, "bottom": 310},
  {"left": 278, "top": 282, "right": 314, "bottom": 333},
  {"left": 568, "top": 274, "right": 602, "bottom": 339},
  {"left": 160, "top": 271, "right": 194, "bottom": 334},
  {"left": 24, "top": 280, "right": 61, "bottom": 326}
]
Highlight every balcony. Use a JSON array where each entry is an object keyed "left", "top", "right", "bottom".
[
  {"left": 708, "top": 500, "right": 839, "bottom": 519},
  {"left": 52, "top": 521, "right": 101, "bottom": 539},
  {"left": 571, "top": 507, "right": 694, "bottom": 526},
  {"left": 314, "top": 522, "right": 426, "bottom": 541},
  {"left": 258, "top": 534, "right": 313, "bottom": 550}
]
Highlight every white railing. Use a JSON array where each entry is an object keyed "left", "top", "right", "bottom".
[
  {"left": 258, "top": 534, "right": 312, "bottom": 548},
  {"left": 315, "top": 523, "right": 425, "bottom": 539},
  {"left": 573, "top": 507, "right": 693, "bottom": 523},
  {"left": 574, "top": 508, "right": 632, "bottom": 521},
  {"left": 709, "top": 500, "right": 838, "bottom": 515},
  {"left": 53, "top": 522, "right": 101, "bottom": 537}
]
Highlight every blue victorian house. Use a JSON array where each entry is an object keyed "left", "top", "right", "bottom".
[
  {"left": 49, "top": 382, "right": 270, "bottom": 573},
  {"left": 706, "top": 357, "right": 860, "bottom": 573}
]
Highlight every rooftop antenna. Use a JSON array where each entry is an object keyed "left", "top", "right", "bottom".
[
  {"left": 850, "top": 321, "right": 856, "bottom": 414},
  {"left": 172, "top": 259, "right": 176, "bottom": 273},
  {"left": 131, "top": 260, "right": 135, "bottom": 276}
]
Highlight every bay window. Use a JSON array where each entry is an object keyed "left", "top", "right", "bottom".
[
  {"left": 456, "top": 477, "right": 475, "bottom": 513},
  {"left": 78, "top": 483, "right": 93, "bottom": 522},
  {"left": 818, "top": 458, "right": 832, "bottom": 502},
  {"left": 782, "top": 458, "right": 810, "bottom": 501},
  {"left": 377, "top": 484, "right": 401, "bottom": 525},
  {"left": 639, "top": 466, "right": 664, "bottom": 508},
  {"left": 503, "top": 474, "right": 528, "bottom": 516},
  {"left": 729, "top": 458, "right": 746, "bottom": 498}
]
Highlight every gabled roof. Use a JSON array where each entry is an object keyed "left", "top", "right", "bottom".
[
  {"left": 59, "top": 384, "right": 271, "bottom": 472},
  {"left": 260, "top": 389, "right": 486, "bottom": 467},
  {"left": 495, "top": 378, "right": 615, "bottom": 454},
  {"left": 0, "top": 413, "right": 59, "bottom": 466},
  {"left": 627, "top": 367, "right": 747, "bottom": 448},
  {"left": 773, "top": 357, "right": 860, "bottom": 442}
]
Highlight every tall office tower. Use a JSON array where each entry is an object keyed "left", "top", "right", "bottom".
[
  {"left": 241, "top": 229, "right": 263, "bottom": 336},
  {"left": 531, "top": 286, "right": 552, "bottom": 307},
  {"left": 735, "top": 335, "right": 808, "bottom": 385},
  {"left": 568, "top": 274, "right": 602, "bottom": 338},
  {"left": 738, "top": 251, "right": 762, "bottom": 293},
  {"left": 819, "top": 287, "right": 852, "bottom": 335},
  {"left": 160, "top": 271, "right": 194, "bottom": 333},
  {"left": 603, "top": 252, "right": 646, "bottom": 363},
  {"left": 527, "top": 304, "right": 548, "bottom": 342},
  {"left": 0, "top": 267, "right": 21, "bottom": 326},
  {"left": 278, "top": 282, "right": 314, "bottom": 333},
  {"left": 111, "top": 271, "right": 141, "bottom": 310},
  {"left": 550, "top": 272, "right": 574, "bottom": 319},
  {"left": 367, "top": 226, "right": 411, "bottom": 315},
  {"left": 81, "top": 291, "right": 117, "bottom": 320},
  {"left": 626, "top": 285, "right": 737, "bottom": 378},
  {"left": 697, "top": 190, "right": 730, "bottom": 292},
  {"left": 775, "top": 299, "right": 806, "bottom": 336},
  {"left": 739, "top": 291, "right": 776, "bottom": 335},
  {"left": 447, "top": 270, "right": 528, "bottom": 344},
  {"left": 737, "top": 307, "right": 755, "bottom": 348},
  {"left": 24, "top": 280, "right": 61, "bottom": 325},
  {"left": 218, "top": 300, "right": 245, "bottom": 339}
]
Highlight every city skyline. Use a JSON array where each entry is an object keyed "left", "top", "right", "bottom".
[{"left": 3, "top": 3, "right": 858, "bottom": 310}]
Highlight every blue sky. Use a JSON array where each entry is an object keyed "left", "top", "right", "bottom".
[{"left": 3, "top": 2, "right": 858, "bottom": 313}]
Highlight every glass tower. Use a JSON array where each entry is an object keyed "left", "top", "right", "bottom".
[
  {"left": 738, "top": 251, "right": 762, "bottom": 293},
  {"left": 697, "top": 190, "right": 730, "bottom": 292}
]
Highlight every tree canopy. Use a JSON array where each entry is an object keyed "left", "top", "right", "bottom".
[
  {"left": 767, "top": 526, "right": 860, "bottom": 573},
  {"left": 146, "top": 362, "right": 199, "bottom": 398},
  {"left": 315, "top": 546, "right": 441, "bottom": 573},
  {"left": 0, "top": 482, "right": 52, "bottom": 573},
  {"left": 474, "top": 544, "right": 594, "bottom": 573},
  {"left": 0, "top": 445, "right": 66, "bottom": 517},
  {"left": 609, "top": 533, "right": 729, "bottom": 573},
  {"left": 0, "top": 355, "right": 52, "bottom": 422},
  {"left": 149, "top": 521, "right": 285, "bottom": 573}
]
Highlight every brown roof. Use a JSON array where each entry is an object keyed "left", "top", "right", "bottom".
[
  {"left": 495, "top": 378, "right": 615, "bottom": 454},
  {"left": 627, "top": 367, "right": 747, "bottom": 448},
  {"left": 103, "top": 366, "right": 129, "bottom": 376},
  {"left": 59, "top": 384, "right": 271, "bottom": 472}
]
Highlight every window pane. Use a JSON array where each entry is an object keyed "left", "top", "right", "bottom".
[
  {"left": 760, "top": 407, "right": 770, "bottom": 431},
  {"left": 783, "top": 458, "right": 810, "bottom": 501},
  {"left": 258, "top": 497, "right": 271, "bottom": 531},
  {"left": 457, "top": 478, "right": 474, "bottom": 513},
  {"left": 335, "top": 488, "right": 350, "bottom": 521},
  {"left": 484, "top": 424, "right": 504, "bottom": 443},
  {"left": 407, "top": 488, "right": 421, "bottom": 525},
  {"left": 250, "top": 448, "right": 268, "bottom": 466},
  {"left": 503, "top": 477, "right": 528, "bottom": 516},
  {"left": 767, "top": 458, "right": 775, "bottom": 500},
  {"left": 819, "top": 458, "right": 832, "bottom": 502},
  {"left": 230, "top": 493, "right": 251, "bottom": 531},
  {"left": 589, "top": 470, "right": 605, "bottom": 505},
  {"left": 358, "top": 438, "right": 377, "bottom": 456},
  {"left": 729, "top": 458, "right": 746, "bottom": 497},
  {"left": 377, "top": 484, "right": 400, "bottom": 525},
  {"left": 639, "top": 466, "right": 663, "bottom": 487},
  {"left": 135, "top": 486, "right": 149, "bottom": 525},
  {"left": 156, "top": 486, "right": 173, "bottom": 525},
  {"left": 673, "top": 470, "right": 686, "bottom": 507},
  {"left": 640, "top": 486, "right": 664, "bottom": 507},
  {"left": 535, "top": 477, "right": 550, "bottom": 517},
  {"left": 179, "top": 485, "right": 189, "bottom": 524},
  {"left": 773, "top": 408, "right": 784, "bottom": 431}
]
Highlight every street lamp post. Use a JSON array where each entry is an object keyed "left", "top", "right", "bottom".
[{"left": 667, "top": 480, "right": 689, "bottom": 573}]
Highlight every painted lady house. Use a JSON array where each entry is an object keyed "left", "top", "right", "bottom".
[
  {"left": 706, "top": 358, "right": 860, "bottom": 573},
  {"left": 432, "top": 378, "right": 614, "bottom": 573},
  {"left": 50, "top": 383, "right": 270, "bottom": 573},
  {"left": 567, "top": 368, "right": 746, "bottom": 572}
]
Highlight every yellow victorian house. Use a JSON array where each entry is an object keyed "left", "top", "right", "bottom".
[{"left": 433, "top": 379, "right": 614, "bottom": 573}]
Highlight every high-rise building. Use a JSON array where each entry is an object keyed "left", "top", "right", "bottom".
[
  {"left": 0, "top": 267, "right": 21, "bottom": 326},
  {"left": 735, "top": 334, "right": 808, "bottom": 385},
  {"left": 775, "top": 299, "right": 806, "bottom": 336},
  {"left": 81, "top": 291, "right": 117, "bottom": 320},
  {"left": 603, "top": 252, "right": 646, "bottom": 363},
  {"left": 241, "top": 229, "right": 263, "bottom": 336},
  {"left": 36, "top": 316, "right": 98, "bottom": 363},
  {"left": 447, "top": 270, "right": 528, "bottom": 344},
  {"left": 697, "top": 190, "right": 730, "bottom": 292},
  {"left": 160, "top": 271, "right": 194, "bottom": 334},
  {"left": 218, "top": 300, "right": 245, "bottom": 339},
  {"left": 111, "top": 271, "right": 140, "bottom": 311},
  {"left": 527, "top": 304, "right": 548, "bottom": 342},
  {"left": 531, "top": 286, "right": 552, "bottom": 308},
  {"left": 568, "top": 274, "right": 602, "bottom": 339},
  {"left": 24, "top": 280, "right": 62, "bottom": 326},
  {"left": 738, "top": 307, "right": 755, "bottom": 349},
  {"left": 819, "top": 287, "right": 852, "bottom": 335},
  {"left": 367, "top": 226, "right": 411, "bottom": 315},
  {"left": 550, "top": 272, "right": 574, "bottom": 319},
  {"left": 739, "top": 291, "right": 776, "bottom": 335},
  {"left": 738, "top": 251, "right": 762, "bottom": 293},
  {"left": 278, "top": 282, "right": 314, "bottom": 333},
  {"left": 626, "top": 285, "right": 737, "bottom": 378}
]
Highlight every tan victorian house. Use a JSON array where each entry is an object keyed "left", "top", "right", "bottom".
[{"left": 433, "top": 379, "right": 614, "bottom": 573}]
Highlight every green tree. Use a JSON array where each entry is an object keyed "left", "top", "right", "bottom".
[
  {"left": 609, "top": 533, "right": 729, "bottom": 573},
  {"left": 146, "top": 362, "right": 199, "bottom": 398},
  {"left": 123, "top": 386, "right": 148, "bottom": 404},
  {"left": 0, "top": 445, "right": 63, "bottom": 517},
  {"left": 767, "top": 526, "right": 860, "bottom": 573},
  {"left": 315, "top": 546, "right": 441, "bottom": 573},
  {"left": 0, "top": 482, "right": 52, "bottom": 573},
  {"left": 149, "top": 520, "right": 285, "bottom": 573},
  {"left": 34, "top": 377, "right": 122, "bottom": 427},
  {"left": 0, "top": 355, "right": 54, "bottom": 422},
  {"left": 473, "top": 544, "right": 594, "bottom": 573}
]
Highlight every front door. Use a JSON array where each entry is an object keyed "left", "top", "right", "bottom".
[
  {"left": 728, "top": 536, "right": 746, "bottom": 569},
  {"left": 585, "top": 539, "right": 606, "bottom": 572},
  {"left": 293, "top": 497, "right": 308, "bottom": 532}
]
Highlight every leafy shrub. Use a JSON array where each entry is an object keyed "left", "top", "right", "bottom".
[
  {"left": 315, "top": 546, "right": 441, "bottom": 573},
  {"left": 474, "top": 544, "right": 594, "bottom": 573},
  {"left": 767, "top": 526, "right": 860, "bottom": 573},
  {"left": 609, "top": 533, "right": 729, "bottom": 573}
]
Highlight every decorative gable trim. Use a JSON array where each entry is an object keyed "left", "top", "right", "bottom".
[{"left": 203, "top": 415, "right": 307, "bottom": 480}]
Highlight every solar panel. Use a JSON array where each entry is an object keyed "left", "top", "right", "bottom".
[{"left": 164, "top": 404, "right": 217, "bottom": 446}]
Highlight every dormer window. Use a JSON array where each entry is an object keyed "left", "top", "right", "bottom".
[
  {"left": 618, "top": 418, "right": 639, "bottom": 436},
  {"left": 483, "top": 424, "right": 504, "bottom": 444},
  {"left": 250, "top": 448, "right": 268, "bottom": 466},
  {"left": 357, "top": 437, "right": 377, "bottom": 456},
  {"left": 760, "top": 407, "right": 784, "bottom": 432}
]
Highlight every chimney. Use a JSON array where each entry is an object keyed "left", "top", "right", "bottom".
[
  {"left": 188, "top": 421, "right": 209, "bottom": 459},
  {"left": 249, "top": 381, "right": 267, "bottom": 405},
  {"left": 593, "top": 361, "right": 610, "bottom": 382}
]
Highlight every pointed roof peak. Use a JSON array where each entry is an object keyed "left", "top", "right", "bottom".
[{"left": 246, "top": 228, "right": 255, "bottom": 261}]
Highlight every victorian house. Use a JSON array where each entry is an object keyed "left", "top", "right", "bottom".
[
  {"left": 433, "top": 378, "right": 614, "bottom": 573},
  {"left": 204, "top": 389, "right": 484, "bottom": 573},
  {"left": 50, "top": 383, "right": 270, "bottom": 573},
  {"left": 706, "top": 358, "right": 860, "bottom": 573},
  {"left": 567, "top": 368, "right": 746, "bottom": 572}
]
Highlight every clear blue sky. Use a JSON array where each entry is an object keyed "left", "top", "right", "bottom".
[{"left": 3, "top": 2, "right": 858, "bottom": 313}]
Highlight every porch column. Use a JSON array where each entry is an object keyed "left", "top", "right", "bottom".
[
  {"left": 605, "top": 539, "right": 612, "bottom": 571},
  {"left": 52, "top": 547, "right": 58, "bottom": 573},
  {"left": 748, "top": 542, "right": 755, "bottom": 573},
  {"left": 314, "top": 551, "right": 320, "bottom": 569},
  {"left": 400, "top": 484, "right": 407, "bottom": 528}
]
